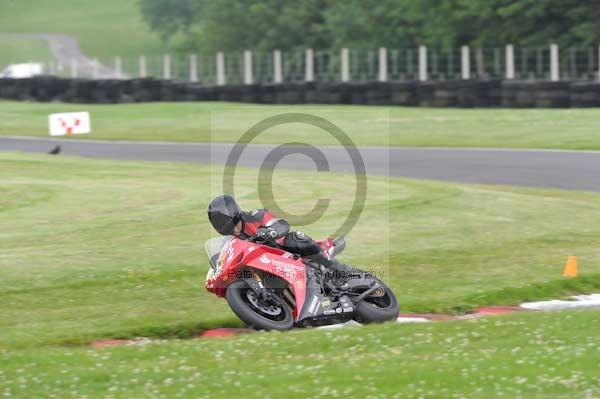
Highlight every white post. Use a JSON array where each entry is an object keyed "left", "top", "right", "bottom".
[
  {"left": 378, "top": 47, "right": 388, "bottom": 82},
  {"left": 92, "top": 58, "right": 99, "bottom": 79},
  {"left": 461, "top": 46, "right": 470, "bottom": 80},
  {"left": 597, "top": 45, "right": 600, "bottom": 82},
  {"left": 505, "top": 44, "right": 515, "bottom": 79},
  {"left": 550, "top": 43, "right": 559, "bottom": 82},
  {"left": 273, "top": 50, "right": 283, "bottom": 83},
  {"left": 163, "top": 54, "right": 171, "bottom": 80},
  {"left": 216, "top": 52, "right": 226, "bottom": 86},
  {"left": 243, "top": 50, "right": 253, "bottom": 85},
  {"left": 341, "top": 48, "right": 350, "bottom": 82},
  {"left": 305, "top": 48, "right": 314, "bottom": 82},
  {"left": 139, "top": 55, "right": 147, "bottom": 78},
  {"left": 70, "top": 58, "right": 78, "bottom": 78},
  {"left": 189, "top": 54, "right": 198, "bottom": 82},
  {"left": 418, "top": 45, "right": 428, "bottom": 82},
  {"left": 114, "top": 56, "right": 122, "bottom": 79}
]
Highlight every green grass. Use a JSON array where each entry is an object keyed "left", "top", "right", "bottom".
[
  {"left": 2, "top": 152, "right": 600, "bottom": 397},
  {"left": 0, "top": 38, "right": 50, "bottom": 70},
  {"left": 2, "top": 151, "right": 600, "bottom": 349},
  {"left": 4, "top": 101, "right": 600, "bottom": 149},
  {"left": 0, "top": 0, "right": 164, "bottom": 60},
  {"left": 1, "top": 310, "right": 599, "bottom": 398}
]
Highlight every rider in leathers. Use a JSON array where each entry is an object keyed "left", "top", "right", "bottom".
[{"left": 208, "top": 195, "right": 348, "bottom": 273}]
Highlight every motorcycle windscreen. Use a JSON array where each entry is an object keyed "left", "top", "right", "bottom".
[{"left": 204, "top": 236, "right": 232, "bottom": 269}]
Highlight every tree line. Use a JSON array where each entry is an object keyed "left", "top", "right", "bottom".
[{"left": 139, "top": 0, "right": 600, "bottom": 53}]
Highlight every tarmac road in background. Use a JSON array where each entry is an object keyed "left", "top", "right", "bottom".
[{"left": 2, "top": 136, "right": 600, "bottom": 191}]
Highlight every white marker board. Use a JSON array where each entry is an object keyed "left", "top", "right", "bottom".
[{"left": 49, "top": 112, "right": 91, "bottom": 136}]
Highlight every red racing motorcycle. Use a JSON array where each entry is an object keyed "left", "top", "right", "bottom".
[{"left": 204, "top": 235, "right": 399, "bottom": 330}]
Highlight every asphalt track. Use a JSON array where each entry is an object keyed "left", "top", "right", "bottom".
[{"left": 2, "top": 136, "right": 600, "bottom": 191}]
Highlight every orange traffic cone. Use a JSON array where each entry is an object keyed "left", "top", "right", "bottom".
[{"left": 563, "top": 256, "right": 578, "bottom": 278}]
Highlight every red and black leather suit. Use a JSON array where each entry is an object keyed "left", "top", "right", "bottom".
[{"left": 238, "top": 208, "right": 324, "bottom": 259}]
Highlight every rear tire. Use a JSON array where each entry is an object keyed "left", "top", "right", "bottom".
[
  {"left": 226, "top": 280, "right": 294, "bottom": 331},
  {"left": 355, "top": 280, "right": 399, "bottom": 323}
]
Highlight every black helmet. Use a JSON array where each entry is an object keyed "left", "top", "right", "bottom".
[{"left": 208, "top": 195, "right": 242, "bottom": 235}]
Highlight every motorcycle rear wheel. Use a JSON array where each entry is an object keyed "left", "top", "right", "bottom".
[
  {"left": 355, "top": 280, "right": 399, "bottom": 323},
  {"left": 226, "top": 280, "right": 294, "bottom": 331}
]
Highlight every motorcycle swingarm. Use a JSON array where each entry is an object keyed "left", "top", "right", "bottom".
[
  {"left": 338, "top": 277, "right": 383, "bottom": 304},
  {"left": 351, "top": 282, "right": 383, "bottom": 303}
]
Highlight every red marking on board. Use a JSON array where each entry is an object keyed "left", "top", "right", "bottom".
[{"left": 59, "top": 117, "right": 80, "bottom": 135}]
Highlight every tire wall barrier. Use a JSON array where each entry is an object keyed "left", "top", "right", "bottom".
[{"left": 2, "top": 76, "right": 600, "bottom": 107}]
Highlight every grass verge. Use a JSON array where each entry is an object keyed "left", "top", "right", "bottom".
[
  {"left": 1, "top": 309, "right": 599, "bottom": 398},
  {"left": 3, "top": 101, "right": 600, "bottom": 149},
  {"left": 0, "top": 39, "right": 50, "bottom": 70}
]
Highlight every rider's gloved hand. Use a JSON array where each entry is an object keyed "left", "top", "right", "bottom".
[{"left": 256, "top": 227, "right": 278, "bottom": 240}]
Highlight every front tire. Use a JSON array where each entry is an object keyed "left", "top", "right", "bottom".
[
  {"left": 226, "top": 280, "right": 294, "bottom": 331},
  {"left": 355, "top": 280, "right": 399, "bottom": 323}
]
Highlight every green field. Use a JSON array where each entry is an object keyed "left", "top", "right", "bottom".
[
  {"left": 0, "top": 38, "right": 50, "bottom": 71},
  {"left": 2, "top": 152, "right": 600, "bottom": 397},
  {"left": 2, "top": 152, "right": 600, "bottom": 341},
  {"left": 2, "top": 310, "right": 598, "bottom": 398},
  {"left": 4, "top": 101, "right": 600, "bottom": 149},
  {"left": 0, "top": 152, "right": 600, "bottom": 398},
  {"left": 0, "top": 0, "right": 164, "bottom": 60}
]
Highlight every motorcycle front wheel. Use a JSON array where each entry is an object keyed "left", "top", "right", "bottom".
[{"left": 226, "top": 280, "right": 294, "bottom": 331}]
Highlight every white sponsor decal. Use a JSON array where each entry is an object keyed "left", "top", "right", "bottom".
[
  {"left": 259, "top": 254, "right": 271, "bottom": 264},
  {"left": 307, "top": 296, "right": 319, "bottom": 314},
  {"left": 49, "top": 112, "right": 91, "bottom": 136},
  {"left": 272, "top": 259, "right": 296, "bottom": 268}
]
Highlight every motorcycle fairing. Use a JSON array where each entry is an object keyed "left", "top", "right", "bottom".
[
  {"left": 297, "top": 268, "right": 355, "bottom": 324},
  {"left": 205, "top": 236, "right": 309, "bottom": 319},
  {"left": 242, "top": 247, "right": 308, "bottom": 319}
]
